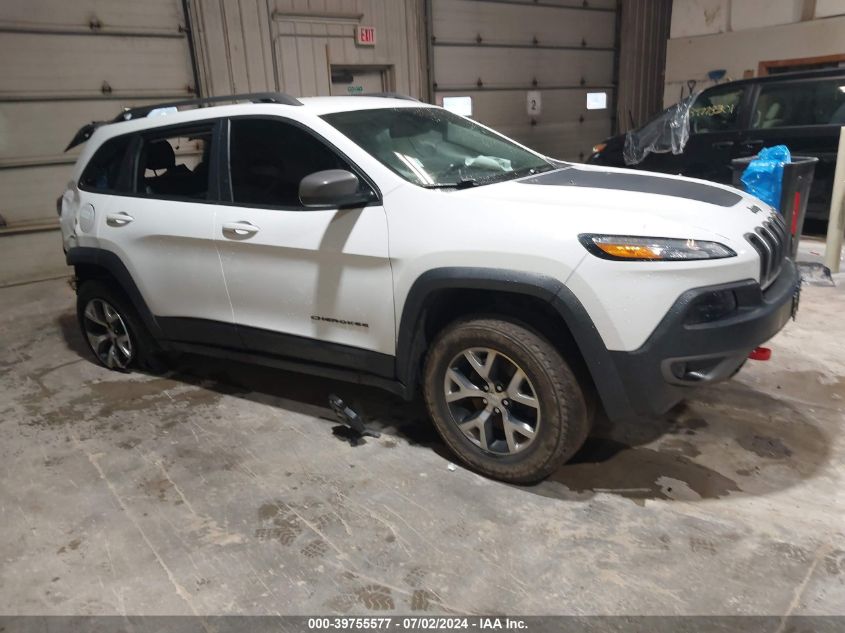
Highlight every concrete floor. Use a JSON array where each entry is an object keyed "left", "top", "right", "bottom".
[{"left": 1, "top": 276, "right": 844, "bottom": 616}]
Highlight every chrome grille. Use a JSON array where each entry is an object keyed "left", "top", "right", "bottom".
[{"left": 745, "top": 213, "right": 788, "bottom": 290}]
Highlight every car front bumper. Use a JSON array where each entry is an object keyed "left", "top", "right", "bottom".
[{"left": 604, "top": 259, "right": 801, "bottom": 418}]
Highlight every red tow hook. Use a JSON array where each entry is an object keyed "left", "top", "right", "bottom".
[{"left": 749, "top": 347, "right": 772, "bottom": 361}]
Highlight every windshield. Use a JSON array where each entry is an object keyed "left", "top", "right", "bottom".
[{"left": 321, "top": 107, "right": 555, "bottom": 188}]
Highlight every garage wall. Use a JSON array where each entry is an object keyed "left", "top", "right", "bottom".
[
  {"left": 665, "top": 0, "right": 845, "bottom": 105},
  {"left": 616, "top": 0, "right": 673, "bottom": 132},
  {"left": 430, "top": 0, "right": 618, "bottom": 161},
  {"left": 0, "top": 1, "right": 197, "bottom": 228},
  {"left": 191, "top": 0, "right": 427, "bottom": 99},
  {"left": 188, "top": 0, "right": 277, "bottom": 96},
  {"left": 0, "top": 0, "right": 427, "bottom": 286},
  {"left": 0, "top": 0, "right": 197, "bottom": 285}
]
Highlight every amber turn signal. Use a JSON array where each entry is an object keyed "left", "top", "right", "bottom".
[{"left": 593, "top": 242, "right": 662, "bottom": 259}]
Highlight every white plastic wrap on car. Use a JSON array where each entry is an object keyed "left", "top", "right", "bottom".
[{"left": 623, "top": 92, "right": 698, "bottom": 166}]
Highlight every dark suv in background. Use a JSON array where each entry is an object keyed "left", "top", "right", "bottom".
[{"left": 588, "top": 68, "right": 845, "bottom": 224}]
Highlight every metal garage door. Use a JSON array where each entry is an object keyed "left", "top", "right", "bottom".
[
  {"left": 0, "top": 0, "right": 197, "bottom": 284},
  {"left": 269, "top": 0, "right": 425, "bottom": 98},
  {"left": 430, "top": 0, "right": 618, "bottom": 162}
]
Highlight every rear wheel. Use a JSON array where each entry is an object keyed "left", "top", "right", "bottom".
[
  {"left": 76, "top": 280, "right": 166, "bottom": 373},
  {"left": 423, "top": 317, "right": 592, "bottom": 483}
]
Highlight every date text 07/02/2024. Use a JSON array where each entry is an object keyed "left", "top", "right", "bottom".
[{"left": 307, "top": 617, "right": 528, "bottom": 630}]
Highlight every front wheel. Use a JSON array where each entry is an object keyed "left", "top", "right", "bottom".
[{"left": 423, "top": 318, "right": 592, "bottom": 483}]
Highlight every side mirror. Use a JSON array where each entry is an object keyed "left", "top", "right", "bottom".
[{"left": 299, "top": 169, "right": 372, "bottom": 208}]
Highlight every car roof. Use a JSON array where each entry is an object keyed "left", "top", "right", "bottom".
[
  {"left": 705, "top": 67, "right": 845, "bottom": 91},
  {"left": 297, "top": 96, "right": 430, "bottom": 114},
  {"left": 66, "top": 93, "right": 433, "bottom": 150}
]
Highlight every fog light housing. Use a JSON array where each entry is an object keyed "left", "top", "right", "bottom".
[
  {"left": 669, "top": 357, "right": 726, "bottom": 382},
  {"left": 685, "top": 289, "right": 737, "bottom": 325}
]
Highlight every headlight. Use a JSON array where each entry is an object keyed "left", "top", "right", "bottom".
[
  {"left": 579, "top": 234, "right": 736, "bottom": 261},
  {"left": 591, "top": 143, "right": 607, "bottom": 154}
]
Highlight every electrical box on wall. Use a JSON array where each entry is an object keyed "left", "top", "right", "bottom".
[{"left": 355, "top": 26, "right": 376, "bottom": 46}]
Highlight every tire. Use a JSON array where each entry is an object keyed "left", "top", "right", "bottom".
[
  {"left": 76, "top": 280, "right": 167, "bottom": 373},
  {"left": 423, "top": 317, "right": 591, "bottom": 484}
]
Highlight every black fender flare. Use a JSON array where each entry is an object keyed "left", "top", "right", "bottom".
[
  {"left": 394, "top": 267, "right": 633, "bottom": 421},
  {"left": 66, "top": 247, "right": 163, "bottom": 338}
]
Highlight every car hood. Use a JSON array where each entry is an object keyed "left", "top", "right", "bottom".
[
  {"left": 456, "top": 163, "right": 769, "bottom": 242},
  {"left": 522, "top": 163, "right": 741, "bottom": 206}
]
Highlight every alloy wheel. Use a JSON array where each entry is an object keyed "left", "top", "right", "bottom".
[
  {"left": 82, "top": 298, "right": 134, "bottom": 370},
  {"left": 443, "top": 347, "right": 541, "bottom": 455}
]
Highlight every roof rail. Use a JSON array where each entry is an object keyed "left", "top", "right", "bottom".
[
  {"left": 113, "top": 91, "right": 302, "bottom": 122},
  {"left": 353, "top": 92, "right": 420, "bottom": 102},
  {"left": 65, "top": 121, "right": 105, "bottom": 151},
  {"left": 64, "top": 92, "right": 303, "bottom": 150}
]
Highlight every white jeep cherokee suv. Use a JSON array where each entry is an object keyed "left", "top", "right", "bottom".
[{"left": 59, "top": 92, "right": 800, "bottom": 483}]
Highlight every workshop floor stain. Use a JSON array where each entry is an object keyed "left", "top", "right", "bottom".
[
  {"left": 140, "top": 476, "right": 177, "bottom": 504},
  {"left": 255, "top": 502, "right": 304, "bottom": 545},
  {"left": 89, "top": 378, "right": 221, "bottom": 418},
  {"left": 410, "top": 589, "right": 443, "bottom": 612},
  {"left": 669, "top": 417, "right": 709, "bottom": 435},
  {"left": 20, "top": 374, "right": 223, "bottom": 428},
  {"left": 736, "top": 434, "right": 793, "bottom": 459},
  {"left": 326, "top": 584, "right": 395, "bottom": 612},
  {"left": 535, "top": 437, "right": 740, "bottom": 504},
  {"left": 88, "top": 377, "right": 181, "bottom": 409},
  {"left": 754, "top": 369, "right": 845, "bottom": 405}
]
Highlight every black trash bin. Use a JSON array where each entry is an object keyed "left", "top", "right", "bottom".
[{"left": 731, "top": 155, "right": 818, "bottom": 259}]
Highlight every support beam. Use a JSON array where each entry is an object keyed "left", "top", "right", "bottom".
[{"left": 824, "top": 127, "right": 845, "bottom": 273}]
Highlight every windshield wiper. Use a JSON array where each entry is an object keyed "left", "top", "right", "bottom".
[
  {"left": 423, "top": 163, "right": 557, "bottom": 190},
  {"left": 466, "top": 165, "right": 555, "bottom": 187},
  {"left": 420, "top": 179, "right": 477, "bottom": 190},
  {"left": 517, "top": 164, "right": 558, "bottom": 177}
]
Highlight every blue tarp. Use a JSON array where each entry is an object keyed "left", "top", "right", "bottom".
[{"left": 740, "top": 145, "right": 791, "bottom": 209}]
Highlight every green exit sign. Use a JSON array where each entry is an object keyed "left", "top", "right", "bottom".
[{"left": 347, "top": 85, "right": 364, "bottom": 94}]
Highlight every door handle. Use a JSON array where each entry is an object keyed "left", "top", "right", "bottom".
[
  {"left": 222, "top": 221, "right": 260, "bottom": 237},
  {"left": 712, "top": 141, "right": 734, "bottom": 150},
  {"left": 106, "top": 212, "right": 134, "bottom": 226}
]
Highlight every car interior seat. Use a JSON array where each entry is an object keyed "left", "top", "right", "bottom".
[
  {"left": 760, "top": 102, "right": 785, "bottom": 129},
  {"left": 830, "top": 101, "right": 845, "bottom": 125},
  {"left": 143, "top": 140, "right": 199, "bottom": 197}
]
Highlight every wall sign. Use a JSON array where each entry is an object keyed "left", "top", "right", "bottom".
[
  {"left": 356, "top": 26, "right": 376, "bottom": 46},
  {"left": 526, "top": 91, "right": 542, "bottom": 116}
]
